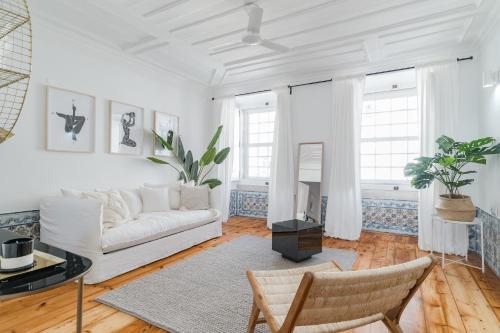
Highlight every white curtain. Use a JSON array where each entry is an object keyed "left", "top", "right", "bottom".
[
  {"left": 324, "top": 77, "right": 364, "bottom": 240},
  {"left": 215, "top": 96, "right": 236, "bottom": 223},
  {"left": 267, "top": 87, "right": 295, "bottom": 228},
  {"left": 417, "top": 62, "right": 467, "bottom": 255}
]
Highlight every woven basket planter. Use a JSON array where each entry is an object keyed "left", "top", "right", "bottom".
[{"left": 435, "top": 195, "right": 476, "bottom": 222}]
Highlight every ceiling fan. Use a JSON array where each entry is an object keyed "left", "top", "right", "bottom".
[{"left": 241, "top": 3, "right": 289, "bottom": 53}]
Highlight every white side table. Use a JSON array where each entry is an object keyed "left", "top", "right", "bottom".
[{"left": 431, "top": 215, "right": 484, "bottom": 273}]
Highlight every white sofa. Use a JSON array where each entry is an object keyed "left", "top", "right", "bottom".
[{"left": 40, "top": 190, "right": 222, "bottom": 284}]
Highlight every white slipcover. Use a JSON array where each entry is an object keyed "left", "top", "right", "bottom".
[{"left": 40, "top": 194, "right": 222, "bottom": 284}]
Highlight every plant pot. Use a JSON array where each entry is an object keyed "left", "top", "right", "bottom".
[{"left": 435, "top": 195, "right": 476, "bottom": 222}]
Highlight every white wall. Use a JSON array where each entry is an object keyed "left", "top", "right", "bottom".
[
  {"left": 290, "top": 82, "right": 332, "bottom": 195},
  {"left": 477, "top": 22, "right": 500, "bottom": 216},
  {"left": 0, "top": 17, "right": 211, "bottom": 213}
]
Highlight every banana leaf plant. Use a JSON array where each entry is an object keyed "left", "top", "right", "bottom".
[
  {"left": 147, "top": 125, "right": 230, "bottom": 189},
  {"left": 404, "top": 135, "right": 500, "bottom": 198}
]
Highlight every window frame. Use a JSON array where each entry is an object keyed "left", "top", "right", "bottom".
[
  {"left": 360, "top": 88, "right": 419, "bottom": 188},
  {"left": 238, "top": 106, "right": 275, "bottom": 184}
]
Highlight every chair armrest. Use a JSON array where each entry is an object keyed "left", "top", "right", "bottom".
[{"left": 40, "top": 197, "right": 103, "bottom": 258}]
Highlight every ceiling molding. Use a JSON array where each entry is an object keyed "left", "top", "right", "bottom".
[
  {"left": 143, "top": 0, "right": 190, "bottom": 18},
  {"left": 30, "top": 10, "right": 210, "bottom": 86}
]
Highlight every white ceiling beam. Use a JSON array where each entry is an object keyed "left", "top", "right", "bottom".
[
  {"left": 225, "top": 41, "right": 363, "bottom": 69},
  {"left": 363, "top": 36, "right": 385, "bottom": 62},
  {"left": 143, "top": 0, "right": 190, "bottom": 18},
  {"left": 169, "top": 0, "right": 266, "bottom": 33}
]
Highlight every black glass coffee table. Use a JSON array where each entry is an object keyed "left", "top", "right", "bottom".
[
  {"left": 272, "top": 219, "right": 323, "bottom": 262},
  {"left": 0, "top": 229, "right": 92, "bottom": 333}
]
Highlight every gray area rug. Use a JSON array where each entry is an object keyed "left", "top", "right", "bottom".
[{"left": 97, "top": 235, "right": 357, "bottom": 333}]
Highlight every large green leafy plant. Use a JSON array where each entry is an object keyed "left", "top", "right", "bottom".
[
  {"left": 147, "top": 126, "right": 230, "bottom": 189},
  {"left": 404, "top": 135, "right": 500, "bottom": 198}
]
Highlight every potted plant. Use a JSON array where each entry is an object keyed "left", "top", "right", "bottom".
[
  {"left": 147, "top": 125, "right": 230, "bottom": 189},
  {"left": 404, "top": 135, "right": 500, "bottom": 222}
]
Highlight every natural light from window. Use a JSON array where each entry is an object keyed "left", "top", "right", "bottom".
[
  {"left": 233, "top": 106, "right": 275, "bottom": 181},
  {"left": 361, "top": 90, "right": 419, "bottom": 183}
]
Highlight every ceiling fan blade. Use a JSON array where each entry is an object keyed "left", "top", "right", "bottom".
[
  {"left": 245, "top": 4, "right": 263, "bottom": 34},
  {"left": 260, "top": 39, "right": 289, "bottom": 53}
]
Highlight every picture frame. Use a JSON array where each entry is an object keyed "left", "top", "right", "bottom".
[
  {"left": 46, "top": 86, "right": 96, "bottom": 153},
  {"left": 153, "top": 111, "right": 179, "bottom": 157},
  {"left": 109, "top": 101, "right": 144, "bottom": 155}
]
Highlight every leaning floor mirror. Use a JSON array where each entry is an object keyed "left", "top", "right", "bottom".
[{"left": 296, "top": 142, "right": 324, "bottom": 224}]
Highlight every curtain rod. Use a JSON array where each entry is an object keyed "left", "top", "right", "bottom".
[{"left": 211, "top": 56, "right": 473, "bottom": 99}]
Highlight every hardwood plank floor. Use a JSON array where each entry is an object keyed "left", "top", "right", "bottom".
[{"left": 1, "top": 216, "right": 499, "bottom": 333}]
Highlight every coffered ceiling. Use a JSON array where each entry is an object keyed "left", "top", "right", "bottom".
[{"left": 30, "top": 0, "right": 500, "bottom": 86}]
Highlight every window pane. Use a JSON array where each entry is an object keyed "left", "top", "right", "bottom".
[
  {"left": 361, "top": 90, "right": 419, "bottom": 183},
  {"left": 362, "top": 113, "right": 375, "bottom": 126},
  {"left": 408, "top": 96, "right": 417, "bottom": 109},
  {"left": 391, "top": 97, "right": 407, "bottom": 110},
  {"left": 408, "top": 140, "right": 419, "bottom": 153},
  {"left": 392, "top": 110, "right": 407, "bottom": 123},
  {"left": 364, "top": 101, "right": 375, "bottom": 113},
  {"left": 391, "top": 154, "right": 408, "bottom": 167},
  {"left": 361, "top": 142, "right": 375, "bottom": 154},
  {"left": 376, "top": 168, "right": 391, "bottom": 180},
  {"left": 376, "top": 125, "right": 391, "bottom": 138},
  {"left": 391, "top": 141, "right": 407, "bottom": 154},
  {"left": 407, "top": 123, "right": 419, "bottom": 136},
  {"left": 391, "top": 124, "right": 407, "bottom": 137},
  {"left": 361, "top": 168, "right": 375, "bottom": 179},
  {"left": 361, "top": 154, "right": 375, "bottom": 167},
  {"left": 375, "top": 112, "right": 391, "bottom": 125},
  {"left": 375, "top": 154, "right": 391, "bottom": 167},
  {"left": 361, "top": 126, "right": 375, "bottom": 139},
  {"left": 376, "top": 99, "right": 391, "bottom": 112},
  {"left": 375, "top": 141, "right": 391, "bottom": 154},
  {"left": 407, "top": 109, "right": 418, "bottom": 122},
  {"left": 391, "top": 168, "right": 405, "bottom": 180}
]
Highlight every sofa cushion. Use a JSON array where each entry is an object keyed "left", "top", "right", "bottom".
[
  {"left": 82, "top": 190, "right": 131, "bottom": 230},
  {"left": 140, "top": 186, "right": 170, "bottom": 212},
  {"left": 144, "top": 182, "right": 181, "bottom": 209},
  {"left": 101, "top": 209, "right": 220, "bottom": 253}
]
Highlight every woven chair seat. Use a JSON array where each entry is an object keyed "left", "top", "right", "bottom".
[
  {"left": 251, "top": 262, "right": 386, "bottom": 333},
  {"left": 247, "top": 256, "right": 437, "bottom": 333}
]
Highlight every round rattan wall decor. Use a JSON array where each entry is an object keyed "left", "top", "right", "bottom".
[{"left": 0, "top": 0, "right": 31, "bottom": 144}]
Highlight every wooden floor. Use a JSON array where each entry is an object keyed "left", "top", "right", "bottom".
[{"left": 1, "top": 216, "right": 499, "bottom": 333}]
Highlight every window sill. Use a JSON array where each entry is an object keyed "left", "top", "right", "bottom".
[{"left": 232, "top": 180, "right": 269, "bottom": 193}]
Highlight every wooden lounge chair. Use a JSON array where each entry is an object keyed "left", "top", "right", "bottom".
[{"left": 246, "top": 255, "right": 437, "bottom": 333}]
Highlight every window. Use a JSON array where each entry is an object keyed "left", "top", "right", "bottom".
[
  {"left": 235, "top": 107, "right": 275, "bottom": 181},
  {"left": 361, "top": 90, "right": 419, "bottom": 183}
]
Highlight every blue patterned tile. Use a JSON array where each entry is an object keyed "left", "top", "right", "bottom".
[
  {"left": 469, "top": 209, "right": 499, "bottom": 276},
  {"left": 234, "top": 190, "right": 268, "bottom": 218},
  {"left": 229, "top": 191, "right": 238, "bottom": 216}
]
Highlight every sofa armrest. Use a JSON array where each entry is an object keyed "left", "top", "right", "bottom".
[{"left": 40, "top": 197, "right": 104, "bottom": 258}]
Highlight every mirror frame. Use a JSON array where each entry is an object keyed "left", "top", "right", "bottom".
[{"left": 296, "top": 142, "right": 324, "bottom": 224}]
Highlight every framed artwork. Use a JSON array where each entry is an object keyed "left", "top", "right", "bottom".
[
  {"left": 109, "top": 101, "right": 144, "bottom": 155},
  {"left": 46, "top": 86, "right": 96, "bottom": 153},
  {"left": 154, "top": 111, "right": 179, "bottom": 157}
]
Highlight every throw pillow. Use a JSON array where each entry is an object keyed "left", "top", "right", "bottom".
[
  {"left": 61, "top": 188, "right": 84, "bottom": 198},
  {"left": 118, "top": 188, "right": 143, "bottom": 217},
  {"left": 140, "top": 186, "right": 170, "bottom": 212},
  {"left": 180, "top": 184, "right": 210, "bottom": 210},
  {"left": 143, "top": 182, "right": 181, "bottom": 209},
  {"left": 82, "top": 190, "right": 131, "bottom": 230}
]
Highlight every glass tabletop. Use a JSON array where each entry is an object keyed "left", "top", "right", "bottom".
[{"left": 0, "top": 230, "right": 92, "bottom": 300}]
